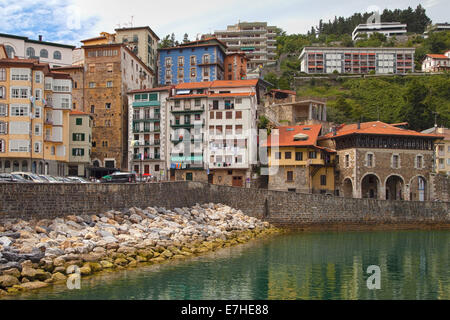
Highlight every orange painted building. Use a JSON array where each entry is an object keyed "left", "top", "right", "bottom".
[{"left": 224, "top": 53, "right": 249, "bottom": 81}]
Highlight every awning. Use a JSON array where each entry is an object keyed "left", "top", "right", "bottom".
[{"left": 176, "top": 90, "right": 191, "bottom": 95}]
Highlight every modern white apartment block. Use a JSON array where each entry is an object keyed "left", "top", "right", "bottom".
[
  {"left": 422, "top": 53, "right": 450, "bottom": 73},
  {"left": 352, "top": 22, "right": 407, "bottom": 41},
  {"left": 0, "top": 33, "right": 75, "bottom": 68},
  {"left": 299, "top": 47, "right": 416, "bottom": 74},
  {"left": 214, "top": 22, "right": 278, "bottom": 70}
]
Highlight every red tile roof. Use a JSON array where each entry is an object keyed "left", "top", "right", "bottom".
[
  {"left": 209, "top": 92, "right": 255, "bottom": 98},
  {"left": 426, "top": 54, "right": 449, "bottom": 59},
  {"left": 265, "top": 125, "right": 323, "bottom": 147},
  {"left": 70, "top": 110, "right": 90, "bottom": 116},
  {"left": 175, "top": 82, "right": 213, "bottom": 90},
  {"left": 321, "top": 121, "right": 444, "bottom": 139},
  {"left": 174, "top": 79, "right": 259, "bottom": 90},
  {"left": 128, "top": 86, "right": 173, "bottom": 94}
]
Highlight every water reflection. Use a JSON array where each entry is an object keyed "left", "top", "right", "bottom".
[{"left": 10, "top": 231, "right": 449, "bottom": 300}]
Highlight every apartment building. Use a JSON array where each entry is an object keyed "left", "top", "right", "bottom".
[
  {"left": 166, "top": 79, "right": 260, "bottom": 186},
  {"left": 224, "top": 52, "right": 249, "bottom": 80},
  {"left": 0, "top": 33, "right": 75, "bottom": 68},
  {"left": 422, "top": 53, "right": 450, "bottom": 73},
  {"left": 128, "top": 86, "right": 172, "bottom": 181},
  {"left": 265, "top": 124, "right": 336, "bottom": 194},
  {"left": 319, "top": 122, "right": 443, "bottom": 201},
  {"left": 68, "top": 110, "right": 93, "bottom": 177},
  {"left": 0, "top": 45, "right": 71, "bottom": 176},
  {"left": 55, "top": 44, "right": 152, "bottom": 177},
  {"left": 158, "top": 38, "right": 227, "bottom": 86},
  {"left": 299, "top": 47, "right": 416, "bottom": 74},
  {"left": 214, "top": 22, "right": 278, "bottom": 70},
  {"left": 352, "top": 22, "right": 407, "bottom": 41}
]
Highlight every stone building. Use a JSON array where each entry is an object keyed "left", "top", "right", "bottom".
[
  {"left": 265, "top": 124, "right": 336, "bottom": 194},
  {"left": 423, "top": 127, "right": 450, "bottom": 175},
  {"left": 319, "top": 121, "right": 444, "bottom": 201},
  {"left": 55, "top": 44, "right": 152, "bottom": 177},
  {"left": 0, "top": 45, "right": 71, "bottom": 176},
  {"left": 68, "top": 110, "right": 93, "bottom": 177}
]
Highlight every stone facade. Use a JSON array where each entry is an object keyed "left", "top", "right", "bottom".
[
  {"left": 0, "top": 182, "right": 448, "bottom": 228},
  {"left": 268, "top": 166, "right": 309, "bottom": 193}
]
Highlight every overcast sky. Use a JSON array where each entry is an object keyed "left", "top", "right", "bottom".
[{"left": 0, "top": 0, "right": 447, "bottom": 46}]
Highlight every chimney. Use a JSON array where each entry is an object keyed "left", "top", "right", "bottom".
[
  {"left": 38, "top": 35, "right": 43, "bottom": 41},
  {"left": 357, "top": 122, "right": 361, "bottom": 130}
]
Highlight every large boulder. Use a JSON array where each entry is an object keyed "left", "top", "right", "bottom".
[
  {"left": 19, "top": 281, "right": 49, "bottom": 291},
  {"left": 0, "top": 275, "right": 20, "bottom": 288}
]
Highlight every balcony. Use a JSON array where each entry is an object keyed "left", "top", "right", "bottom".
[
  {"left": 133, "top": 127, "right": 160, "bottom": 133},
  {"left": 133, "top": 101, "right": 160, "bottom": 107},
  {"left": 171, "top": 106, "right": 205, "bottom": 114},
  {"left": 133, "top": 154, "right": 161, "bottom": 161},
  {"left": 133, "top": 114, "right": 160, "bottom": 122}
]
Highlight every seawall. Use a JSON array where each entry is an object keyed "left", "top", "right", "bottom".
[{"left": 0, "top": 182, "right": 449, "bottom": 228}]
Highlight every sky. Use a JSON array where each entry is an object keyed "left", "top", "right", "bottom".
[{"left": 0, "top": 0, "right": 448, "bottom": 46}]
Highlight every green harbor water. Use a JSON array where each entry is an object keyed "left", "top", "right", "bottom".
[{"left": 10, "top": 230, "right": 450, "bottom": 300}]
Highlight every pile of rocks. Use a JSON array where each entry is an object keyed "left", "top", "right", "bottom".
[{"left": 0, "top": 204, "right": 277, "bottom": 296}]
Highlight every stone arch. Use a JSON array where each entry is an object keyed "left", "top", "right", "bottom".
[
  {"left": 385, "top": 174, "right": 405, "bottom": 201},
  {"left": 92, "top": 159, "right": 102, "bottom": 168},
  {"left": 343, "top": 177, "right": 354, "bottom": 198},
  {"left": 409, "top": 175, "right": 428, "bottom": 202},
  {"left": 361, "top": 172, "right": 382, "bottom": 199}
]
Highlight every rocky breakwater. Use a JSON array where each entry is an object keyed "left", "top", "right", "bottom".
[{"left": 0, "top": 203, "right": 278, "bottom": 296}]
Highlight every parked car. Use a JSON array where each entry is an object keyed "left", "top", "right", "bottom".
[
  {"left": 101, "top": 172, "right": 136, "bottom": 183},
  {"left": 12, "top": 172, "right": 46, "bottom": 183},
  {"left": 38, "top": 175, "right": 60, "bottom": 183},
  {"left": 0, "top": 173, "right": 31, "bottom": 183},
  {"left": 67, "top": 176, "right": 90, "bottom": 184}
]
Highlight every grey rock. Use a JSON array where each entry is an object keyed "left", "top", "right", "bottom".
[
  {"left": 0, "top": 237, "right": 12, "bottom": 248},
  {"left": 0, "top": 261, "right": 22, "bottom": 272},
  {"left": 129, "top": 214, "right": 142, "bottom": 224},
  {"left": 0, "top": 232, "right": 20, "bottom": 239}
]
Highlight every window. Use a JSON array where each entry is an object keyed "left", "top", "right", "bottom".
[
  {"left": 287, "top": 171, "right": 294, "bottom": 182},
  {"left": 190, "top": 67, "right": 196, "bottom": 78},
  {"left": 34, "top": 106, "right": 41, "bottom": 118},
  {"left": 53, "top": 51, "right": 62, "bottom": 60},
  {"left": 416, "top": 155, "right": 423, "bottom": 169},
  {"left": 0, "top": 139, "right": 4, "bottom": 152},
  {"left": 5, "top": 45, "right": 15, "bottom": 58},
  {"left": 178, "top": 56, "right": 184, "bottom": 67},
  {"left": 102, "top": 141, "right": 108, "bottom": 147},
  {"left": 0, "top": 68, "right": 6, "bottom": 81},
  {"left": 165, "top": 57, "right": 172, "bottom": 67},
  {"left": 345, "top": 154, "right": 350, "bottom": 168},
  {"left": 216, "top": 112, "right": 222, "bottom": 120},
  {"left": 285, "top": 152, "right": 292, "bottom": 159},
  {"left": 236, "top": 125, "right": 243, "bottom": 135},
  {"left": 34, "top": 124, "right": 41, "bottom": 136},
  {"left": 226, "top": 125, "right": 233, "bottom": 135},
  {"left": 190, "top": 56, "right": 196, "bottom": 65},
  {"left": 308, "top": 151, "right": 317, "bottom": 159},
  {"left": 0, "top": 86, "right": 5, "bottom": 99},
  {"left": 296, "top": 152, "right": 303, "bottom": 161},
  {"left": 72, "top": 148, "right": 85, "bottom": 156},
  {"left": 35, "top": 89, "right": 41, "bottom": 101},
  {"left": 11, "top": 105, "right": 29, "bottom": 116},
  {"left": 226, "top": 112, "right": 233, "bottom": 119},
  {"left": 0, "top": 122, "right": 6, "bottom": 134},
  {"left": 90, "top": 105, "right": 95, "bottom": 113},
  {"left": 89, "top": 64, "right": 95, "bottom": 73},
  {"left": 203, "top": 68, "right": 209, "bottom": 77},
  {"left": 51, "top": 146, "right": 55, "bottom": 155},
  {"left": 366, "top": 153, "right": 374, "bottom": 167},
  {"left": 61, "top": 98, "right": 70, "bottom": 109},
  {"left": 203, "top": 54, "right": 210, "bottom": 64},
  {"left": 236, "top": 111, "right": 242, "bottom": 119},
  {"left": 89, "top": 82, "right": 95, "bottom": 88},
  {"left": 76, "top": 118, "right": 82, "bottom": 126},
  {"left": 105, "top": 103, "right": 111, "bottom": 109},
  {"left": 35, "top": 72, "right": 42, "bottom": 83},
  {"left": 194, "top": 99, "right": 201, "bottom": 107},
  {"left": 34, "top": 142, "right": 41, "bottom": 153},
  {"left": 392, "top": 154, "right": 400, "bottom": 169},
  {"left": 26, "top": 47, "right": 35, "bottom": 58},
  {"left": 40, "top": 49, "right": 48, "bottom": 58},
  {"left": 235, "top": 98, "right": 242, "bottom": 104},
  {"left": 0, "top": 104, "right": 7, "bottom": 116},
  {"left": 107, "top": 81, "right": 113, "bottom": 88},
  {"left": 275, "top": 152, "right": 281, "bottom": 160},
  {"left": 107, "top": 64, "right": 113, "bottom": 73},
  {"left": 320, "top": 175, "right": 327, "bottom": 186},
  {"left": 72, "top": 133, "right": 85, "bottom": 141}
]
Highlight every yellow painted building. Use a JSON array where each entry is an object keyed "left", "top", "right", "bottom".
[
  {"left": 266, "top": 125, "right": 336, "bottom": 194},
  {"left": 0, "top": 45, "right": 71, "bottom": 176}
]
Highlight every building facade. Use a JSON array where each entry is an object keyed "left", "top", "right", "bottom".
[
  {"left": 224, "top": 53, "right": 249, "bottom": 81},
  {"left": 319, "top": 121, "right": 443, "bottom": 201},
  {"left": 158, "top": 38, "right": 227, "bottom": 86},
  {"left": 68, "top": 110, "right": 92, "bottom": 177},
  {"left": 421, "top": 53, "right": 450, "bottom": 73},
  {"left": 214, "top": 22, "right": 278, "bottom": 70},
  {"left": 166, "top": 79, "right": 260, "bottom": 186},
  {"left": 0, "top": 45, "right": 71, "bottom": 176},
  {"left": 0, "top": 33, "right": 74, "bottom": 68},
  {"left": 299, "top": 47, "right": 416, "bottom": 74},
  {"left": 352, "top": 22, "right": 407, "bottom": 41},
  {"left": 423, "top": 127, "right": 450, "bottom": 175},
  {"left": 56, "top": 44, "right": 152, "bottom": 177},
  {"left": 265, "top": 125, "right": 336, "bottom": 194},
  {"left": 128, "top": 87, "right": 171, "bottom": 181}
]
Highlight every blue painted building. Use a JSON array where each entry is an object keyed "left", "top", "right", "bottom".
[{"left": 158, "top": 38, "right": 227, "bottom": 85}]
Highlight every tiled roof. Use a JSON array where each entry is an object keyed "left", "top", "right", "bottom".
[
  {"left": 209, "top": 92, "right": 255, "bottom": 97},
  {"left": 264, "top": 124, "right": 323, "bottom": 147},
  {"left": 321, "top": 121, "right": 444, "bottom": 139},
  {"left": 175, "top": 82, "right": 213, "bottom": 89},
  {"left": 426, "top": 54, "right": 449, "bottom": 59},
  {"left": 173, "top": 79, "right": 259, "bottom": 90},
  {"left": 70, "top": 110, "right": 90, "bottom": 115}
]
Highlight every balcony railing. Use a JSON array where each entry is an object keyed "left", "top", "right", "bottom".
[{"left": 134, "top": 154, "right": 161, "bottom": 160}]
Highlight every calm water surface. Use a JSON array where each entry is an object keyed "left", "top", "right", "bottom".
[{"left": 9, "top": 231, "right": 450, "bottom": 300}]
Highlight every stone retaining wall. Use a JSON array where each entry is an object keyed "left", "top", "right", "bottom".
[{"left": 0, "top": 182, "right": 449, "bottom": 227}]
